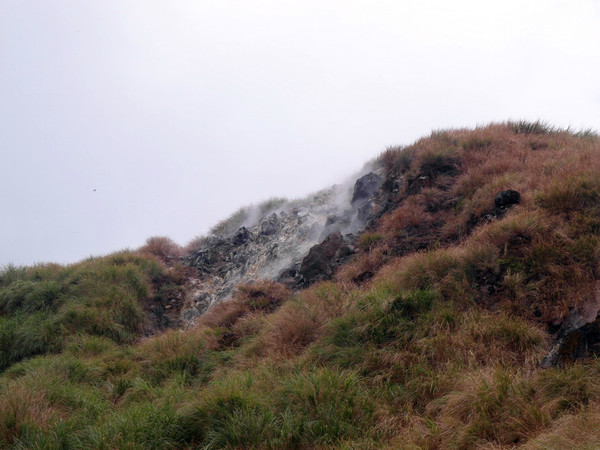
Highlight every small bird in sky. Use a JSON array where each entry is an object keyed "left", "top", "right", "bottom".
[{"left": 93, "top": 188, "right": 96, "bottom": 192}]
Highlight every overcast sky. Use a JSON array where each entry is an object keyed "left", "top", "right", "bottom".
[{"left": 1, "top": 0, "right": 599, "bottom": 266}]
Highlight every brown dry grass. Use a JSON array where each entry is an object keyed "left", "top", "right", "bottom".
[
  {"left": 257, "top": 282, "right": 354, "bottom": 358},
  {"left": 344, "top": 122, "right": 599, "bottom": 326},
  {"left": 524, "top": 402, "right": 600, "bottom": 448},
  {"left": 139, "top": 236, "right": 183, "bottom": 265},
  {"left": 198, "top": 280, "right": 289, "bottom": 331}
]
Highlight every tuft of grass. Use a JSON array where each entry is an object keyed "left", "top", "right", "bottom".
[
  {"left": 415, "top": 147, "right": 461, "bottom": 179},
  {"left": 510, "top": 120, "right": 555, "bottom": 135},
  {"left": 139, "top": 236, "right": 183, "bottom": 265},
  {"left": 138, "top": 329, "right": 221, "bottom": 384},
  {"left": 537, "top": 172, "right": 600, "bottom": 215},
  {"left": 276, "top": 368, "right": 375, "bottom": 445},
  {"left": 257, "top": 197, "right": 288, "bottom": 216},
  {"left": 357, "top": 232, "right": 384, "bottom": 252}
]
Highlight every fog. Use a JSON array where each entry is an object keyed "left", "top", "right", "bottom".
[{"left": 1, "top": 0, "right": 599, "bottom": 266}]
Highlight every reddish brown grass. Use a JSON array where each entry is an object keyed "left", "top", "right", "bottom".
[
  {"left": 195, "top": 280, "right": 291, "bottom": 351},
  {"left": 139, "top": 236, "right": 183, "bottom": 265},
  {"left": 258, "top": 282, "right": 353, "bottom": 358}
]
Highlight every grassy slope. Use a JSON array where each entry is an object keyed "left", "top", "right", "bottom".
[{"left": 1, "top": 122, "right": 599, "bottom": 448}]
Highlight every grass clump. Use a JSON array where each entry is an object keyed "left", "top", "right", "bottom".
[
  {"left": 510, "top": 119, "right": 555, "bottom": 135},
  {"left": 139, "top": 236, "right": 183, "bottom": 265},
  {"left": 537, "top": 172, "right": 600, "bottom": 215}
]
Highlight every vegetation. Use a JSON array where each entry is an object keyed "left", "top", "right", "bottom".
[{"left": 1, "top": 122, "right": 599, "bottom": 448}]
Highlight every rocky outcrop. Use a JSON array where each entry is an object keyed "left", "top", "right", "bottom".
[
  {"left": 232, "top": 226, "right": 250, "bottom": 246},
  {"left": 352, "top": 172, "right": 383, "bottom": 223},
  {"left": 540, "top": 283, "right": 600, "bottom": 367},
  {"left": 352, "top": 172, "right": 383, "bottom": 204},
  {"left": 541, "top": 317, "right": 600, "bottom": 367},
  {"left": 298, "top": 231, "right": 355, "bottom": 286},
  {"left": 180, "top": 168, "right": 388, "bottom": 326}
]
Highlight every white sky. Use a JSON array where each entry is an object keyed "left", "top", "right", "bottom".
[{"left": 1, "top": 0, "right": 599, "bottom": 266}]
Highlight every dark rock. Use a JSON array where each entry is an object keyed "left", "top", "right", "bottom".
[
  {"left": 357, "top": 201, "right": 375, "bottom": 223},
  {"left": 299, "top": 231, "right": 355, "bottom": 286},
  {"left": 465, "top": 190, "right": 523, "bottom": 232},
  {"left": 325, "top": 215, "right": 338, "bottom": 226},
  {"left": 494, "top": 190, "right": 521, "bottom": 208},
  {"left": 541, "top": 316, "right": 600, "bottom": 367},
  {"left": 352, "top": 172, "right": 383, "bottom": 204},
  {"left": 541, "top": 291, "right": 600, "bottom": 367},
  {"left": 260, "top": 213, "right": 280, "bottom": 235},
  {"left": 232, "top": 227, "right": 250, "bottom": 246},
  {"left": 277, "top": 268, "right": 302, "bottom": 288}
]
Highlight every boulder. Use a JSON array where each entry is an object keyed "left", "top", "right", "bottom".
[
  {"left": 494, "top": 190, "right": 521, "bottom": 208},
  {"left": 260, "top": 213, "right": 280, "bottom": 236},
  {"left": 352, "top": 172, "right": 383, "bottom": 204},
  {"left": 277, "top": 268, "right": 302, "bottom": 288},
  {"left": 299, "top": 231, "right": 355, "bottom": 286},
  {"left": 232, "top": 226, "right": 250, "bottom": 246}
]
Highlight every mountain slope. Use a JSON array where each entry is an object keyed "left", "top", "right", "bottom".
[{"left": 1, "top": 121, "right": 599, "bottom": 448}]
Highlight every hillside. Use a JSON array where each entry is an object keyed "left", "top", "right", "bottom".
[{"left": 1, "top": 121, "right": 600, "bottom": 448}]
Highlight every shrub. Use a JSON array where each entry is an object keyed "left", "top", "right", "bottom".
[
  {"left": 138, "top": 329, "right": 220, "bottom": 384},
  {"left": 0, "top": 381, "right": 57, "bottom": 446},
  {"left": 257, "top": 197, "right": 287, "bottom": 216},
  {"left": 0, "top": 313, "right": 63, "bottom": 370},
  {"left": 379, "top": 145, "right": 414, "bottom": 177},
  {"left": 183, "top": 235, "right": 207, "bottom": 254},
  {"left": 0, "top": 264, "right": 28, "bottom": 287},
  {"left": 390, "top": 289, "right": 437, "bottom": 318}
]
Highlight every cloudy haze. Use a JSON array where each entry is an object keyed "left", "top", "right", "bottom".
[{"left": 1, "top": 0, "right": 599, "bottom": 266}]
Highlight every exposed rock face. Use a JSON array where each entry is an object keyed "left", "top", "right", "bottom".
[
  {"left": 542, "top": 318, "right": 600, "bottom": 367},
  {"left": 298, "top": 231, "right": 355, "bottom": 286},
  {"left": 352, "top": 172, "right": 383, "bottom": 223},
  {"left": 181, "top": 168, "right": 388, "bottom": 326},
  {"left": 259, "top": 214, "right": 280, "bottom": 236},
  {"left": 352, "top": 172, "right": 383, "bottom": 204},
  {"left": 232, "top": 226, "right": 249, "bottom": 246}
]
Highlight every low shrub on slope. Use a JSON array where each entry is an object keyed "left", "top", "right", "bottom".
[{"left": 1, "top": 122, "right": 599, "bottom": 448}]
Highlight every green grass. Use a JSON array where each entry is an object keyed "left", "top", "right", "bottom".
[{"left": 0, "top": 251, "right": 185, "bottom": 370}]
